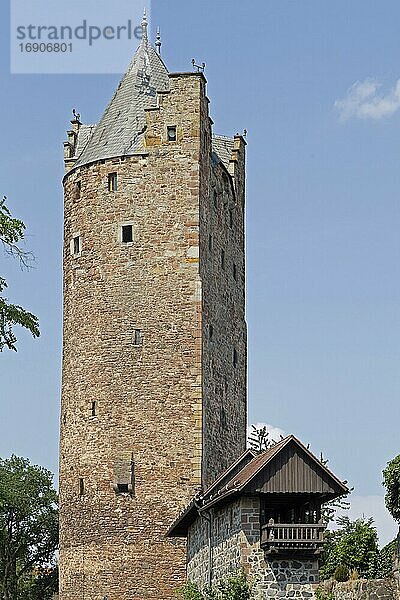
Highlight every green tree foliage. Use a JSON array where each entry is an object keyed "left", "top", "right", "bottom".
[
  {"left": 0, "top": 455, "right": 58, "bottom": 600},
  {"left": 383, "top": 455, "right": 400, "bottom": 523},
  {"left": 376, "top": 539, "right": 397, "bottom": 579},
  {"left": 320, "top": 517, "right": 379, "bottom": 580},
  {"left": 247, "top": 425, "right": 281, "bottom": 455},
  {"left": 0, "top": 196, "right": 39, "bottom": 351},
  {"left": 178, "top": 582, "right": 204, "bottom": 600},
  {"left": 318, "top": 454, "right": 351, "bottom": 525},
  {"left": 178, "top": 572, "right": 251, "bottom": 600},
  {"left": 214, "top": 571, "right": 251, "bottom": 599},
  {"left": 16, "top": 566, "right": 58, "bottom": 600}
]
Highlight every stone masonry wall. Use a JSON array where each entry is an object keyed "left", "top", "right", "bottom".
[
  {"left": 187, "top": 498, "right": 243, "bottom": 587},
  {"left": 60, "top": 71, "right": 247, "bottom": 600},
  {"left": 187, "top": 497, "right": 319, "bottom": 600},
  {"left": 325, "top": 579, "right": 400, "bottom": 600},
  {"left": 200, "top": 131, "right": 247, "bottom": 487}
]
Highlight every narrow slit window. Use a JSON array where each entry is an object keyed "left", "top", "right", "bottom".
[
  {"left": 122, "top": 225, "right": 133, "bottom": 244},
  {"left": 91, "top": 401, "right": 96, "bottom": 417},
  {"left": 233, "top": 347, "right": 238, "bottom": 367},
  {"left": 108, "top": 172, "right": 118, "bottom": 192},
  {"left": 208, "top": 234, "right": 212, "bottom": 251},
  {"left": 233, "top": 263, "right": 237, "bottom": 281},
  {"left": 221, "top": 249, "right": 225, "bottom": 269},
  {"left": 134, "top": 329, "right": 142, "bottom": 346},
  {"left": 209, "top": 324, "right": 214, "bottom": 340},
  {"left": 229, "top": 209, "right": 233, "bottom": 228},
  {"left": 74, "top": 180, "right": 81, "bottom": 200},
  {"left": 79, "top": 478, "right": 84, "bottom": 496},
  {"left": 73, "top": 235, "right": 80, "bottom": 255},
  {"left": 167, "top": 126, "right": 177, "bottom": 142}
]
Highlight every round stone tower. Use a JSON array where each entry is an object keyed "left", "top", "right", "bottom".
[{"left": 60, "top": 15, "right": 247, "bottom": 600}]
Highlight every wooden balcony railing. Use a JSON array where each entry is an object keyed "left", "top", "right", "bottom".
[{"left": 261, "top": 523, "right": 326, "bottom": 555}]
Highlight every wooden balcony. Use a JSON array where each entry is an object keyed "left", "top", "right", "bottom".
[{"left": 261, "top": 522, "right": 326, "bottom": 555}]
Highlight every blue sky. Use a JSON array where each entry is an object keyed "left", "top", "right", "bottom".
[{"left": 1, "top": 0, "right": 400, "bottom": 545}]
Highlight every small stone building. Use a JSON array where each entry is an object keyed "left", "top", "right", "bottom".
[{"left": 168, "top": 435, "right": 348, "bottom": 599}]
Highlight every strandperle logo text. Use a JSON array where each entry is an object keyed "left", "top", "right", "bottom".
[{"left": 16, "top": 20, "right": 143, "bottom": 46}]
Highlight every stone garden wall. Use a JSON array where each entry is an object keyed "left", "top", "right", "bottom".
[
  {"left": 318, "top": 573, "right": 400, "bottom": 600},
  {"left": 330, "top": 579, "right": 399, "bottom": 600}
]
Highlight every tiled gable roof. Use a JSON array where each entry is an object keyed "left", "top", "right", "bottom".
[{"left": 167, "top": 435, "right": 349, "bottom": 537}]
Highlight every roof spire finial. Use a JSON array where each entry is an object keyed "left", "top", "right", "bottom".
[
  {"left": 155, "top": 26, "right": 162, "bottom": 55},
  {"left": 141, "top": 8, "right": 148, "bottom": 43}
]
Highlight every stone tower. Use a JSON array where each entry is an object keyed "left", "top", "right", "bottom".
[{"left": 60, "top": 15, "right": 247, "bottom": 600}]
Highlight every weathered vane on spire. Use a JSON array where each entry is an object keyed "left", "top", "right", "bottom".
[
  {"left": 72, "top": 108, "right": 81, "bottom": 123},
  {"left": 192, "top": 58, "right": 205, "bottom": 73},
  {"left": 141, "top": 8, "right": 148, "bottom": 43},
  {"left": 155, "top": 26, "right": 162, "bottom": 55}
]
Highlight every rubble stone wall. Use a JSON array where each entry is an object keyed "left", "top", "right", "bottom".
[
  {"left": 187, "top": 497, "right": 319, "bottom": 600},
  {"left": 330, "top": 578, "right": 399, "bottom": 600}
]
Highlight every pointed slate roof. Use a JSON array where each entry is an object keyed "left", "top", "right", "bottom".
[
  {"left": 74, "top": 22, "right": 169, "bottom": 168},
  {"left": 212, "top": 135, "right": 234, "bottom": 171}
]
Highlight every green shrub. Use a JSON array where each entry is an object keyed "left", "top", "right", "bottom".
[
  {"left": 320, "top": 517, "right": 378, "bottom": 580},
  {"left": 215, "top": 571, "right": 251, "bottom": 599},
  {"left": 177, "top": 581, "right": 204, "bottom": 600},
  {"left": 376, "top": 539, "right": 397, "bottom": 578},
  {"left": 334, "top": 564, "right": 350, "bottom": 582},
  {"left": 383, "top": 456, "right": 400, "bottom": 523},
  {"left": 177, "top": 572, "right": 251, "bottom": 600}
]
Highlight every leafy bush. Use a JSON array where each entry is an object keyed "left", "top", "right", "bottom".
[
  {"left": 178, "top": 582, "right": 206, "bottom": 600},
  {"left": 320, "top": 517, "right": 378, "bottom": 580},
  {"left": 376, "top": 539, "right": 397, "bottom": 578},
  {"left": 177, "top": 572, "right": 251, "bottom": 600},
  {"left": 215, "top": 572, "right": 251, "bottom": 599},
  {"left": 334, "top": 565, "right": 349, "bottom": 582},
  {"left": 383, "top": 456, "right": 400, "bottom": 523}
]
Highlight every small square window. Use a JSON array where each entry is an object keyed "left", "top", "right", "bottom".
[
  {"left": 122, "top": 225, "right": 133, "bottom": 244},
  {"left": 108, "top": 172, "right": 118, "bottom": 192},
  {"left": 116, "top": 483, "right": 129, "bottom": 493},
  {"left": 167, "top": 126, "right": 177, "bottom": 142}
]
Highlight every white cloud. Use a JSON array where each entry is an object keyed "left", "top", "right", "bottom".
[
  {"left": 335, "top": 78, "right": 400, "bottom": 120},
  {"left": 247, "top": 422, "right": 286, "bottom": 446},
  {"left": 330, "top": 495, "right": 398, "bottom": 548}
]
